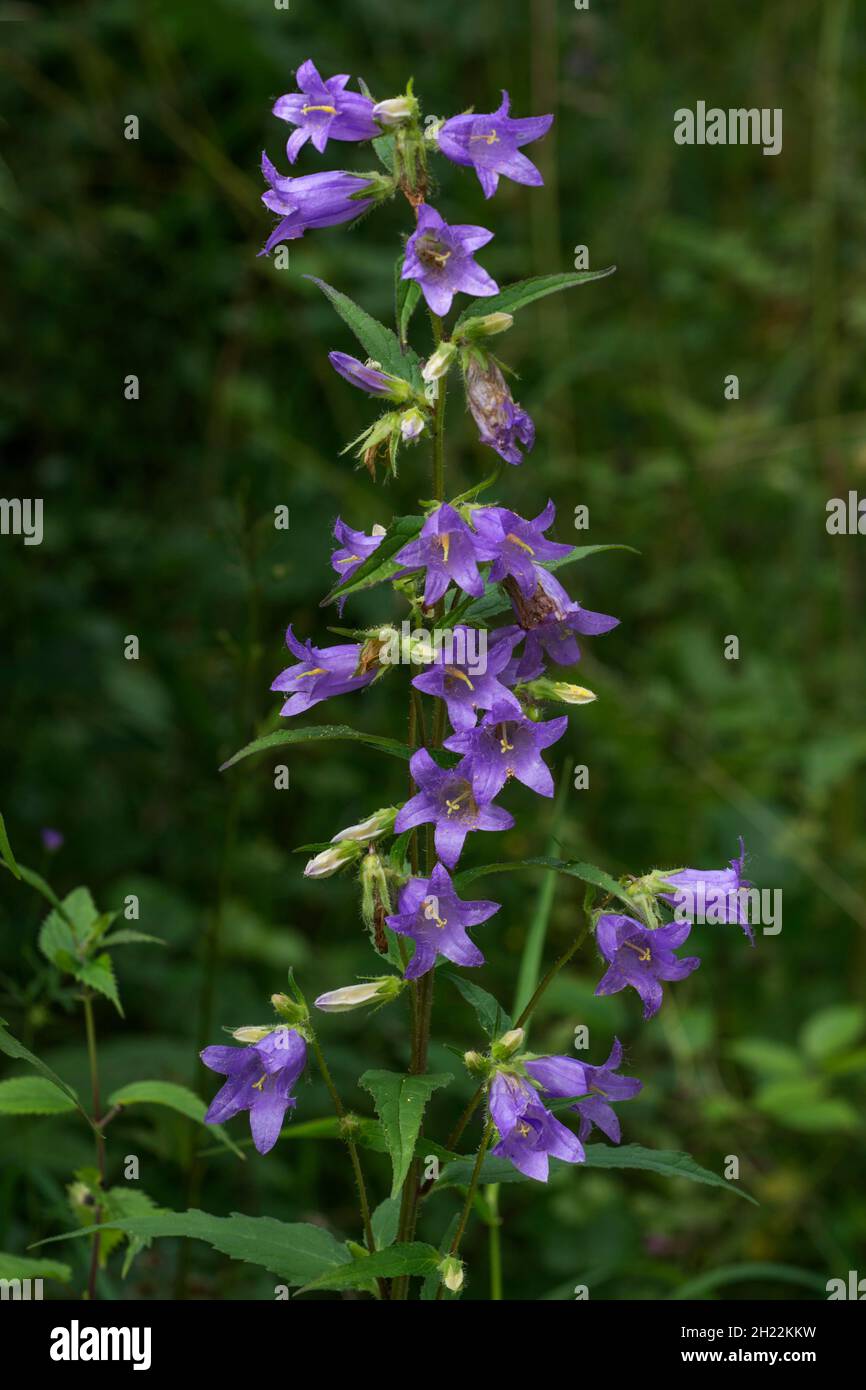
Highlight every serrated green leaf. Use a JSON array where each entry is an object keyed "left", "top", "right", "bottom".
[
  {"left": 446, "top": 973, "right": 512, "bottom": 1037},
  {"left": 299, "top": 1241, "right": 441, "bottom": 1293},
  {"left": 0, "top": 1251, "right": 72, "bottom": 1284},
  {"left": 321, "top": 513, "right": 424, "bottom": 606},
  {"left": 220, "top": 724, "right": 413, "bottom": 773},
  {"left": 0, "top": 814, "right": 21, "bottom": 880},
  {"left": 0, "top": 1075, "right": 78, "bottom": 1116},
  {"left": 360, "top": 1070, "right": 452, "bottom": 1198},
  {"left": 306, "top": 276, "right": 423, "bottom": 384},
  {"left": 78, "top": 953, "right": 123, "bottom": 1016},
  {"left": 437, "top": 1143, "right": 758, "bottom": 1203},
  {"left": 0, "top": 1018, "right": 81, "bottom": 1112},
  {"left": 33, "top": 1210, "right": 353, "bottom": 1287},
  {"left": 107, "top": 1081, "right": 244, "bottom": 1158},
  {"left": 455, "top": 267, "right": 616, "bottom": 328}
]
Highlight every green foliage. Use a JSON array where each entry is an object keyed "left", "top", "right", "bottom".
[
  {"left": 359, "top": 1070, "right": 452, "bottom": 1197},
  {"left": 455, "top": 267, "right": 617, "bottom": 327}
]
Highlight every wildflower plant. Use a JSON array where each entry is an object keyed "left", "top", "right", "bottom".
[{"left": 0, "top": 62, "right": 757, "bottom": 1303}]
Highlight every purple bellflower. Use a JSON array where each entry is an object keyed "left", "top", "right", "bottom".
[
  {"left": 509, "top": 564, "right": 619, "bottom": 680},
  {"left": 273, "top": 60, "right": 379, "bottom": 162},
  {"left": 386, "top": 861, "right": 500, "bottom": 979},
  {"left": 393, "top": 503, "right": 488, "bottom": 607},
  {"left": 526, "top": 1039, "right": 642, "bottom": 1144},
  {"left": 659, "top": 837, "right": 754, "bottom": 943},
  {"left": 463, "top": 354, "right": 535, "bottom": 466},
  {"left": 444, "top": 702, "right": 567, "bottom": 798},
  {"left": 202, "top": 1028, "right": 307, "bottom": 1155},
  {"left": 40, "top": 828, "right": 64, "bottom": 852},
  {"left": 271, "top": 626, "right": 376, "bottom": 717},
  {"left": 471, "top": 501, "right": 573, "bottom": 597},
  {"left": 328, "top": 351, "right": 410, "bottom": 399},
  {"left": 412, "top": 629, "right": 522, "bottom": 732},
  {"left": 489, "top": 1072, "right": 584, "bottom": 1182},
  {"left": 394, "top": 748, "right": 514, "bottom": 868},
  {"left": 595, "top": 915, "right": 701, "bottom": 1020},
  {"left": 401, "top": 205, "right": 498, "bottom": 317},
  {"left": 259, "top": 154, "right": 373, "bottom": 253},
  {"left": 437, "top": 91, "right": 553, "bottom": 199},
  {"left": 330, "top": 517, "right": 386, "bottom": 585}
]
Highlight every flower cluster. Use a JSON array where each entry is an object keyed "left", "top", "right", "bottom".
[{"left": 201, "top": 62, "right": 756, "bottom": 1199}]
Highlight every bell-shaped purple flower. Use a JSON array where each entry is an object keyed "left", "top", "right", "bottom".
[
  {"left": 259, "top": 154, "right": 373, "bottom": 253},
  {"left": 526, "top": 1039, "right": 642, "bottom": 1144},
  {"left": 464, "top": 355, "right": 535, "bottom": 466},
  {"left": 394, "top": 748, "right": 514, "bottom": 868},
  {"left": 273, "top": 60, "right": 379, "bottom": 163},
  {"left": 393, "top": 503, "right": 488, "bottom": 607},
  {"left": 444, "top": 701, "right": 567, "bottom": 798},
  {"left": 412, "top": 630, "right": 522, "bottom": 733},
  {"left": 328, "top": 352, "right": 411, "bottom": 400},
  {"left": 594, "top": 914, "right": 701, "bottom": 1020},
  {"left": 201, "top": 1028, "right": 307, "bottom": 1155},
  {"left": 489, "top": 1072, "right": 584, "bottom": 1182},
  {"left": 471, "top": 501, "right": 573, "bottom": 597},
  {"left": 510, "top": 564, "right": 619, "bottom": 680},
  {"left": 437, "top": 91, "right": 553, "bottom": 199},
  {"left": 401, "top": 205, "right": 498, "bottom": 318},
  {"left": 386, "top": 862, "right": 500, "bottom": 979},
  {"left": 330, "top": 518, "right": 386, "bottom": 585},
  {"left": 659, "top": 837, "right": 754, "bottom": 943},
  {"left": 271, "top": 626, "right": 376, "bottom": 717}
]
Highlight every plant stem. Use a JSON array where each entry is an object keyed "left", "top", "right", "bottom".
[
  {"left": 488, "top": 1182, "right": 503, "bottom": 1299},
  {"left": 435, "top": 1116, "right": 496, "bottom": 1299},
  {"left": 83, "top": 991, "right": 105, "bottom": 1300}
]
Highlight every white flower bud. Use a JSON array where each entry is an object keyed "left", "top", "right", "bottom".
[
  {"left": 422, "top": 341, "right": 458, "bottom": 383},
  {"left": 438, "top": 1256, "right": 465, "bottom": 1292},
  {"left": 231, "top": 1025, "right": 274, "bottom": 1043},
  {"left": 372, "top": 96, "right": 418, "bottom": 125},
  {"left": 303, "top": 840, "right": 361, "bottom": 879},
  {"left": 400, "top": 406, "right": 426, "bottom": 442},
  {"left": 331, "top": 806, "right": 398, "bottom": 845},
  {"left": 314, "top": 977, "right": 403, "bottom": 1013}
]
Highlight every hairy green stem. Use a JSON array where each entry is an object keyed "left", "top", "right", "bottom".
[
  {"left": 435, "top": 1116, "right": 496, "bottom": 1299},
  {"left": 83, "top": 992, "right": 105, "bottom": 1300}
]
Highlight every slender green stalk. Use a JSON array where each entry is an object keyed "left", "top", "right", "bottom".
[
  {"left": 83, "top": 992, "right": 105, "bottom": 1300},
  {"left": 435, "top": 1116, "right": 496, "bottom": 1299},
  {"left": 488, "top": 1182, "right": 503, "bottom": 1300}
]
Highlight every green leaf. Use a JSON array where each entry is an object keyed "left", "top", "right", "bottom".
[
  {"left": 0, "top": 1075, "right": 78, "bottom": 1116},
  {"left": 446, "top": 973, "right": 512, "bottom": 1037},
  {"left": 373, "top": 133, "right": 396, "bottom": 172},
  {"left": 460, "top": 544, "right": 637, "bottom": 626},
  {"left": 727, "top": 1038, "right": 806, "bottom": 1078},
  {"left": 437, "top": 1143, "right": 758, "bottom": 1203},
  {"left": 359, "top": 1070, "right": 452, "bottom": 1198},
  {"left": 100, "top": 930, "right": 165, "bottom": 947},
  {"left": 371, "top": 1196, "right": 401, "bottom": 1250},
  {"left": 321, "top": 512, "right": 424, "bottom": 606},
  {"left": 0, "top": 1251, "right": 72, "bottom": 1284},
  {"left": 78, "top": 953, "right": 123, "bottom": 1016},
  {"left": 397, "top": 274, "right": 422, "bottom": 348},
  {"left": 670, "top": 1262, "right": 828, "bottom": 1300},
  {"left": 107, "top": 1081, "right": 244, "bottom": 1157},
  {"left": 0, "top": 1018, "right": 81, "bottom": 1112},
  {"left": 0, "top": 813, "right": 21, "bottom": 880},
  {"left": 220, "top": 724, "right": 413, "bottom": 773},
  {"left": 34, "top": 1210, "right": 353, "bottom": 1288},
  {"left": 306, "top": 276, "right": 423, "bottom": 384},
  {"left": 299, "top": 1241, "right": 441, "bottom": 1294},
  {"left": 455, "top": 857, "right": 635, "bottom": 912},
  {"left": 455, "top": 267, "right": 616, "bottom": 328},
  {"left": 800, "top": 1005, "right": 865, "bottom": 1062}
]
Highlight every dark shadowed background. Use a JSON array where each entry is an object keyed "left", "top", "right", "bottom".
[{"left": 1, "top": 0, "right": 865, "bottom": 1299}]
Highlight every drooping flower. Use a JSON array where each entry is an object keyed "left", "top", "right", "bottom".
[
  {"left": 393, "top": 503, "right": 488, "bottom": 607},
  {"left": 412, "top": 629, "right": 522, "bottom": 732},
  {"left": 330, "top": 517, "right": 387, "bottom": 589},
  {"left": 271, "top": 626, "right": 376, "bottom": 717},
  {"left": 259, "top": 154, "right": 373, "bottom": 253},
  {"left": 464, "top": 355, "right": 535, "bottom": 466},
  {"left": 526, "top": 1039, "right": 642, "bottom": 1144},
  {"left": 471, "top": 501, "right": 574, "bottom": 596},
  {"left": 386, "top": 862, "right": 500, "bottom": 979},
  {"left": 658, "top": 837, "right": 754, "bottom": 943},
  {"left": 328, "top": 352, "right": 412, "bottom": 400},
  {"left": 488, "top": 1072, "right": 584, "bottom": 1182},
  {"left": 201, "top": 1028, "right": 307, "bottom": 1155},
  {"left": 401, "top": 205, "right": 498, "bottom": 318},
  {"left": 509, "top": 564, "right": 619, "bottom": 680},
  {"left": 273, "top": 60, "right": 378, "bottom": 163},
  {"left": 594, "top": 914, "right": 701, "bottom": 1020},
  {"left": 437, "top": 91, "right": 553, "bottom": 199},
  {"left": 444, "top": 701, "right": 567, "bottom": 797},
  {"left": 394, "top": 749, "right": 514, "bottom": 868}
]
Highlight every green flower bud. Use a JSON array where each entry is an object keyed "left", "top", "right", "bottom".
[
  {"left": 270, "top": 993, "right": 309, "bottom": 1027},
  {"left": 521, "top": 677, "right": 597, "bottom": 705},
  {"left": 491, "top": 1027, "right": 525, "bottom": 1062},
  {"left": 456, "top": 312, "right": 514, "bottom": 341},
  {"left": 331, "top": 806, "right": 398, "bottom": 845}
]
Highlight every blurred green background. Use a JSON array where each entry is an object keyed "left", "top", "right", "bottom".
[{"left": 1, "top": 0, "right": 865, "bottom": 1300}]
